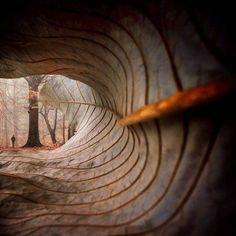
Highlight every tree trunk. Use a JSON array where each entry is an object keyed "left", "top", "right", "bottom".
[
  {"left": 13, "top": 80, "right": 18, "bottom": 146},
  {"left": 68, "top": 123, "right": 74, "bottom": 139},
  {"left": 3, "top": 82, "right": 9, "bottom": 147},
  {"left": 50, "top": 132, "right": 57, "bottom": 144},
  {"left": 40, "top": 105, "right": 58, "bottom": 144},
  {"left": 4, "top": 115, "right": 8, "bottom": 147},
  {"left": 24, "top": 77, "right": 42, "bottom": 147},
  {"left": 62, "top": 115, "right": 66, "bottom": 144}
]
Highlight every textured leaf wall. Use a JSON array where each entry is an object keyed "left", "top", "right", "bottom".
[{"left": 0, "top": 1, "right": 235, "bottom": 235}]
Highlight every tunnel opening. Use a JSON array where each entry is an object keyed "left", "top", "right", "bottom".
[
  {"left": 0, "top": 1, "right": 236, "bottom": 236},
  {"left": 0, "top": 75, "right": 72, "bottom": 149}
]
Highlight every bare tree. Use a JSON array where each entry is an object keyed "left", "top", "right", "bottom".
[
  {"left": 40, "top": 104, "right": 58, "bottom": 144},
  {"left": 68, "top": 121, "right": 77, "bottom": 139},
  {"left": 62, "top": 114, "right": 66, "bottom": 144},
  {"left": 12, "top": 80, "right": 18, "bottom": 146},
  {"left": 1, "top": 81, "right": 9, "bottom": 147}
]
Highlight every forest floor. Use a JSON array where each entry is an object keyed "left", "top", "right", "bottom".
[{"left": 0, "top": 146, "right": 58, "bottom": 151}]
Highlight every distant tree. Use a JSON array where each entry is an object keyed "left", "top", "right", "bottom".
[
  {"left": 24, "top": 75, "right": 44, "bottom": 147},
  {"left": 12, "top": 80, "right": 18, "bottom": 146},
  {"left": 0, "top": 81, "right": 9, "bottom": 147},
  {"left": 68, "top": 121, "right": 77, "bottom": 139},
  {"left": 40, "top": 104, "right": 58, "bottom": 144},
  {"left": 62, "top": 114, "right": 66, "bottom": 144}
]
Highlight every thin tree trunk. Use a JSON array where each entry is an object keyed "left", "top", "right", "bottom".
[
  {"left": 52, "top": 108, "right": 58, "bottom": 143},
  {"left": 4, "top": 116, "right": 8, "bottom": 147},
  {"left": 40, "top": 105, "right": 58, "bottom": 144},
  {"left": 3, "top": 82, "right": 9, "bottom": 147},
  {"left": 68, "top": 122, "right": 77, "bottom": 139},
  {"left": 13, "top": 81, "right": 18, "bottom": 146},
  {"left": 62, "top": 115, "right": 66, "bottom": 144}
]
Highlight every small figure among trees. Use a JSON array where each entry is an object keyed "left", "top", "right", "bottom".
[{"left": 11, "top": 135, "right": 15, "bottom": 148}]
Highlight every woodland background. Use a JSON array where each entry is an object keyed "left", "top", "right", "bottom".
[{"left": 0, "top": 76, "right": 69, "bottom": 148}]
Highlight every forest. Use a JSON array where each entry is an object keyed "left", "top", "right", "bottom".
[{"left": 0, "top": 75, "right": 71, "bottom": 149}]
